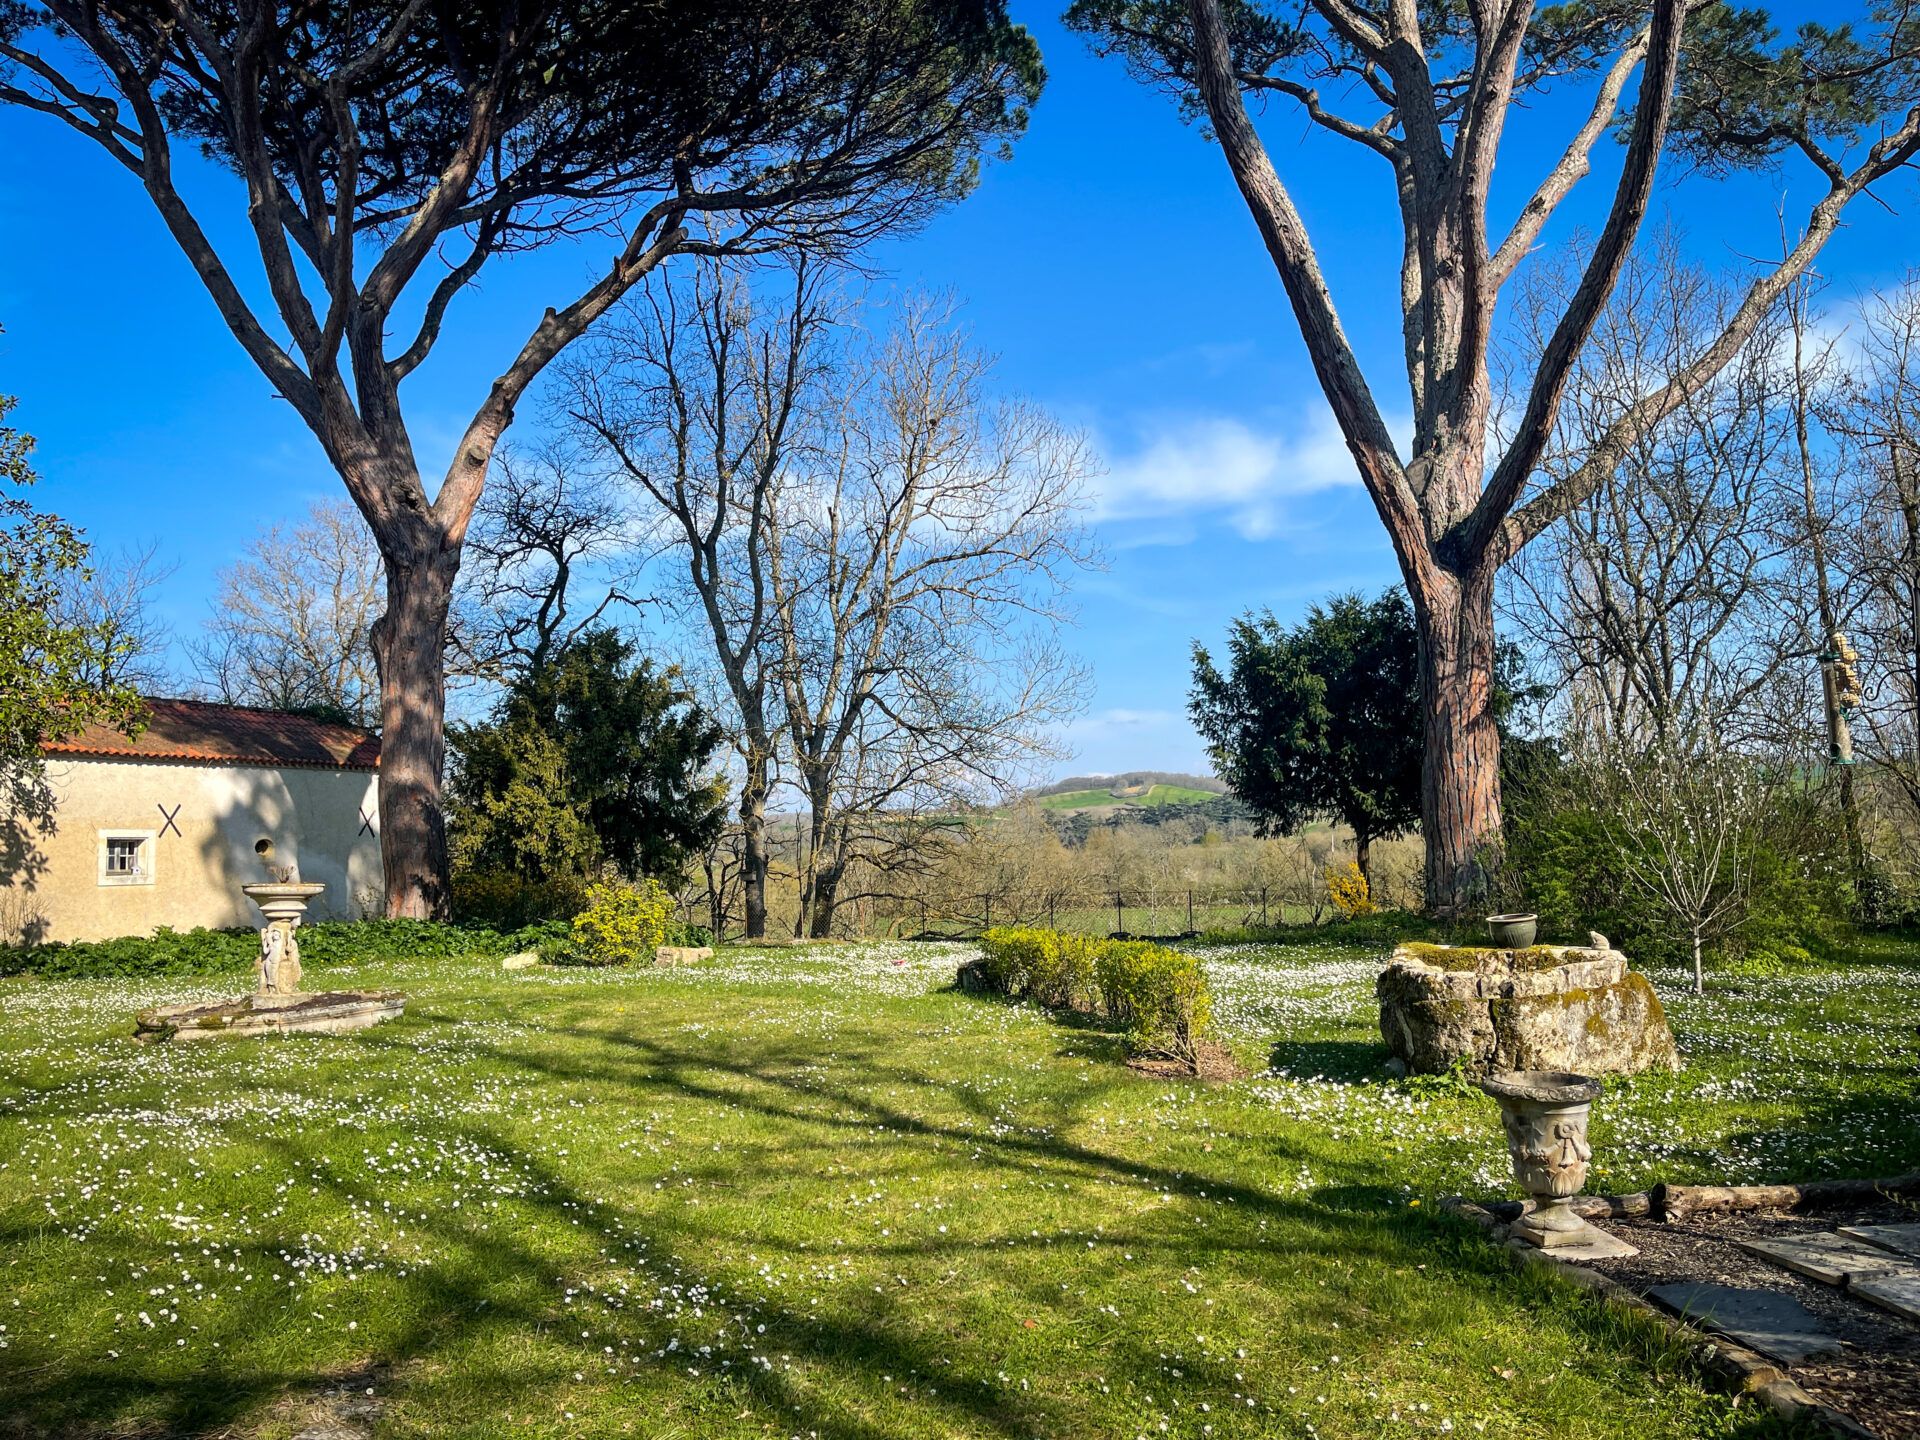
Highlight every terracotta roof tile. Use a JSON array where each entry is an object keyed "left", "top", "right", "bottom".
[{"left": 43, "top": 697, "right": 381, "bottom": 771}]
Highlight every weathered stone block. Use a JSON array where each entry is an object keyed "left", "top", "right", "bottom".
[
  {"left": 654, "top": 945, "right": 714, "bottom": 967},
  {"left": 955, "top": 957, "right": 993, "bottom": 993},
  {"left": 1377, "top": 943, "right": 1680, "bottom": 1076}
]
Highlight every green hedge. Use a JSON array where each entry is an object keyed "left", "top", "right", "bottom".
[
  {"left": 0, "top": 918, "right": 569, "bottom": 980},
  {"left": 976, "top": 926, "right": 1210, "bottom": 1065}
]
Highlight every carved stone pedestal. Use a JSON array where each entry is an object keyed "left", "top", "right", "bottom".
[
  {"left": 130, "top": 876, "right": 406, "bottom": 1043},
  {"left": 1481, "top": 1069, "right": 1638, "bottom": 1261},
  {"left": 241, "top": 880, "right": 327, "bottom": 995}
]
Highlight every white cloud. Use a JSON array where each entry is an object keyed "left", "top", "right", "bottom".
[
  {"left": 1090, "top": 407, "right": 1379, "bottom": 540},
  {"left": 1053, "top": 707, "right": 1212, "bottom": 776}
]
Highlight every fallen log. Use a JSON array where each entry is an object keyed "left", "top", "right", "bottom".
[
  {"left": 1654, "top": 1174, "right": 1920, "bottom": 1223},
  {"left": 1484, "top": 1192, "right": 1652, "bottom": 1223}
]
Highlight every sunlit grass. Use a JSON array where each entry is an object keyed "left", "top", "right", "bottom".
[{"left": 3, "top": 935, "right": 1913, "bottom": 1438}]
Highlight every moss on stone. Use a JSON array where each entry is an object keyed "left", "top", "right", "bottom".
[{"left": 1399, "top": 942, "right": 1571, "bottom": 973}]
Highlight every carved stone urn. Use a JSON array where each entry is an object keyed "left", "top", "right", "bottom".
[
  {"left": 1480, "top": 1069, "right": 1636, "bottom": 1257},
  {"left": 241, "top": 880, "right": 327, "bottom": 998}
]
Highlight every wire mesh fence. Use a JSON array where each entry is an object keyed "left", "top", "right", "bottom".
[
  {"left": 680, "top": 889, "right": 1333, "bottom": 943},
  {"left": 901, "top": 890, "right": 1314, "bottom": 939}
]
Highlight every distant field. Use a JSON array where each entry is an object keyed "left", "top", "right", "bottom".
[{"left": 1035, "top": 783, "right": 1221, "bottom": 811}]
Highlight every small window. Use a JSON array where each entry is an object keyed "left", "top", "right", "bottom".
[
  {"left": 105, "top": 837, "right": 143, "bottom": 875},
  {"left": 98, "top": 831, "right": 157, "bottom": 887}
]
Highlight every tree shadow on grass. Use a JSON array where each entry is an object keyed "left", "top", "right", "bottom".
[
  {"left": 1266, "top": 1037, "right": 1392, "bottom": 1082},
  {"left": 0, "top": 1002, "right": 1817, "bottom": 1440}
]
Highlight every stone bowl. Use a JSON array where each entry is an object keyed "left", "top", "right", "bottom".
[
  {"left": 1486, "top": 912, "right": 1538, "bottom": 947},
  {"left": 1478, "top": 1068, "right": 1602, "bottom": 1106}
]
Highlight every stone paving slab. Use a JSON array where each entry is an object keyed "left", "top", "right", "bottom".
[
  {"left": 1647, "top": 1283, "right": 1845, "bottom": 1366},
  {"left": 1512, "top": 1225, "right": 1639, "bottom": 1261},
  {"left": 1740, "top": 1233, "right": 1909, "bottom": 1287},
  {"left": 1850, "top": 1271, "right": 1920, "bottom": 1325},
  {"left": 1839, "top": 1223, "right": 1920, "bottom": 1261}
]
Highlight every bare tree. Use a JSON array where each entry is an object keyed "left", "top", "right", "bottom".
[
  {"left": 1829, "top": 275, "right": 1920, "bottom": 882},
  {"left": 52, "top": 540, "right": 178, "bottom": 692},
  {"left": 1, "top": 0, "right": 1042, "bottom": 916},
  {"left": 191, "top": 500, "right": 383, "bottom": 724},
  {"left": 454, "top": 443, "right": 644, "bottom": 686},
  {"left": 1070, "top": 0, "right": 1920, "bottom": 910},
  {"left": 1776, "top": 272, "right": 1872, "bottom": 886},
  {"left": 564, "top": 259, "right": 819, "bottom": 939},
  {"left": 767, "top": 295, "right": 1098, "bottom": 936},
  {"left": 566, "top": 271, "right": 1097, "bottom": 938},
  {"left": 1502, "top": 239, "right": 1799, "bottom": 744},
  {"left": 1597, "top": 734, "right": 1780, "bottom": 995}
]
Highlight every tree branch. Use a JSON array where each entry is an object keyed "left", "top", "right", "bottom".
[
  {"left": 1506, "top": 102, "right": 1920, "bottom": 557},
  {"left": 1489, "top": 23, "right": 1653, "bottom": 288},
  {"left": 1185, "top": 0, "right": 1427, "bottom": 583},
  {"left": 1461, "top": 0, "right": 1688, "bottom": 565}
]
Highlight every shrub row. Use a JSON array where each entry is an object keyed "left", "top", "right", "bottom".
[
  {"left": 975, "top": 926, "right": 1211, "bottom": 1066},
  {"left": 0, "top": 918, "right": 569, "bottom": 980}
]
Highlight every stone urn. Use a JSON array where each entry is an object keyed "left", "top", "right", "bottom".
[
  {"left": 1480, "top": 1069, "right": 1636, "bottom": 1259},
  {"left": 242, "top": 880, "right": 326, "bottom": 997}
]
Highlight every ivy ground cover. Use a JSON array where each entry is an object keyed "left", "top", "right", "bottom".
[{"left": 1, "top": 936, "right": 1915, "bottom": 1438}]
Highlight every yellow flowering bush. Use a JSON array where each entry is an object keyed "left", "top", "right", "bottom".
[
  {"left": 1325, "top": 860, "right": 1374, "bottom": 918},
  {"left": 569, "top": 878, "right": 674, "bottom": 966},
  {"left": 976, "top": 925, "right": 1097, "bottom": 1007}
]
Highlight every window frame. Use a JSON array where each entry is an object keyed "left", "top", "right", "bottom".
[{"left": 97, "top": 829, "right": 158, "bottom": 887}]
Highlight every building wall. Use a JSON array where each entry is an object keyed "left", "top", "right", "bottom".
[{"left": 2, "top": 758, "right": 383, "bottom": 944}]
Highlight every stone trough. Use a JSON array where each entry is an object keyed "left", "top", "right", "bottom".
[
  {"left": 135, "top": 989, "right": 407, "bottom": 1043},
  {"left": 1377, "top": 940, "right": 1680, "bottom": 1077}
]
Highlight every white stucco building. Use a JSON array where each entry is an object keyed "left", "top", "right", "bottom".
[{"left": 4, "top": 698, "right": 383, "bottom": 944}]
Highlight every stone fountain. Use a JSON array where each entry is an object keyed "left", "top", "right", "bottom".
[
  {"left": 244, "top": 869, "right": 327, "bottom": 997},
  {"left": 134, "top": 856, "right": 405, "bottom": 1042},
  {"left": 1480, "top": 1069, "right": 1637, "bottom": 1260}
]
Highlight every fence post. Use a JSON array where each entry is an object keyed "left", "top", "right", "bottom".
[
  {"left": 1261, "top": 886, "right": 1269, "bottom": 926},
  {"left": 1187, "top": 889, "right": 1194, "bottom": 934},
  {"left": 984, "top": 894, "right": 992, "bottom": 933},
  {"left": 1114, "top": 892, "right": 1123, "bottom": 936},
  {"left": 1049, "top": 897, "right": 1056, "bottom": 932}
]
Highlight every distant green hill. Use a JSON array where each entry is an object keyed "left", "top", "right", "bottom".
[
  {"left": 1035, "top": 770, "right": 1224, "bottom": 798},
  {"left": 1036, "top": 783, "right": 1222, "bottom": 812}
]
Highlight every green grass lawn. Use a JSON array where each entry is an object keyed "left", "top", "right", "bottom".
[{"left": 2, "top": 936, "right": 1915, "bottom": 1439}]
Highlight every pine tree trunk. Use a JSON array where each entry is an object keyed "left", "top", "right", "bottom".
[
  {"left": 1414, "top": 572, "right": 1504, "bottom": 916},
  {"left": 1354, "top": 832, "right": 1373, "bottom": 893},
  {"left": 369, "top": 546, "right": 458, "bottom": 921}
]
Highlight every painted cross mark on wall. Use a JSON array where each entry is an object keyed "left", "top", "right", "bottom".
[
  {"left": 157, "top": 803, "right": 182, "bottom": 839},
  {"left": 358, "top": 809, "right": 377, "bottom": 837}
]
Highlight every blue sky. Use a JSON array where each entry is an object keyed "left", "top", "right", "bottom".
[{"left": 2, "top": 5, "right": 1913, "bottom": 779}]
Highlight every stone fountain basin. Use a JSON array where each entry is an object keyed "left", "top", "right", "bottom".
[
  {"left": 1377, "top": 941, "right": 1681, "bottom": 1077},
  {"left": 135, "top": 990, "right": 405, "bottom": 1043}
]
